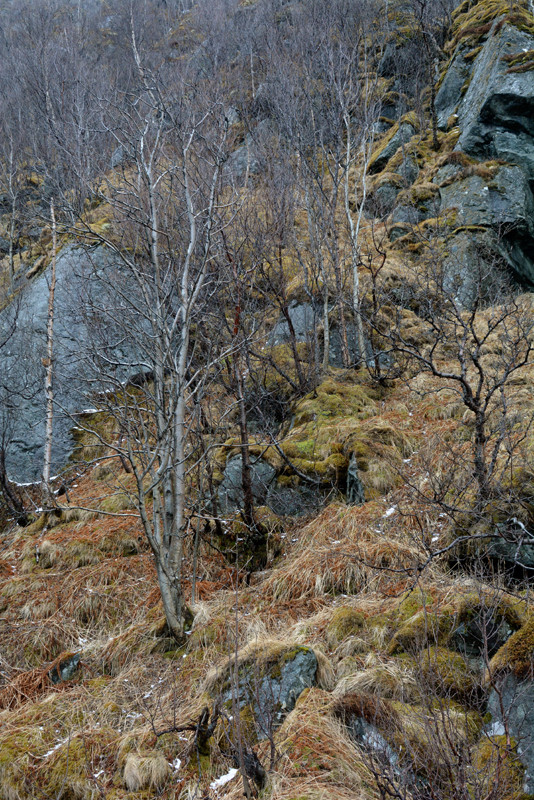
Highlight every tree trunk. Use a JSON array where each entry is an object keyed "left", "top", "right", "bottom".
[{"left": 41, "top": 198, "right": 57, "bottom": 506}]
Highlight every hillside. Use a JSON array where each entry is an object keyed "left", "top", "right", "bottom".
[{"left": 1, "top": 0, "right": 534, "bottom": 798}]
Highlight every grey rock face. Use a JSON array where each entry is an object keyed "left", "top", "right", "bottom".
[
  {"left": 435, "top": 48, "right": 470, "bottom": 129},
  {"left": 220, "top": 646, "right": 318, "bottom": 736},
  {"left": 442, "top": 229, "right": 506, "bottom": 307},
  {"left": 389, "top": 204, "right": 425, "bottom": 226},
  {"left": 439, "top": 164, "right": 534, "bottom": 297},
  {"left": 373, "top": 180, "right": 402, "bottom": 216},
  {"left": 218, "top": 455, "right": 277, "bottom": 513},
  {"left": 370, "top": 122, "right": 416, "bottom": 173},
  {"left": 398, "top": 155, "right": 419, "bottom": 184},
  {"left": 269, "top": 302, "right": 317, "bottom": 347},
  {"left": 433, "top": 163, "right": 464, "bottom": 186},
  {"left": 455, "top": 25, "right": 534, "bottom": 176},
  {"left": 486, "top": 673, "right": 534, "bottom": 793},
  {"left": 0, "top": 245, "right": 144, "bottom": 482},
  {"left": 439, "top": 166, "right": 534, "bottom": 230}
]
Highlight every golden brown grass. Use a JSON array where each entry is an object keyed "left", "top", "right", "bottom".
[{"left": 261, "top": 503, "right": 428, "bottom": 602}]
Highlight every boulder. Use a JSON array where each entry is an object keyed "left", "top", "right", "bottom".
[
  {"left": 218, "top": 455, "right": 277, "bottom": 513},
  {"left": 486, "top": 673, "right": 534, "bottom": 794},
  {"left": 455, "top": 24, "right": 534, "bottom": 177},
  {"left": 216, "top": 644, "right": 318, "bottom": 737},
  {"left": 370, "top": 121, "right": 416, "bottom": 173}
]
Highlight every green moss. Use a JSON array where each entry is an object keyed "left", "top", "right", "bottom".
[
  {"left": 490, "top": 617, "right": 534, "bottom": 678},
  {"left": 420, "top": 646, "right": 477, "bottom": 701},
  {"left": 327, "top": 607, "right": 366, "bottom": 645},
  {"left": 389, "top": 610, "right": 454, "bottom": 654},
  {"left": 471, "top": 735, "right": 525, "bottom": 799}
]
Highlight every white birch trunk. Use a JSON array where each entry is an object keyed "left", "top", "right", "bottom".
[{"left": 42, "top": 198, "right": 57, "bottom": 505}]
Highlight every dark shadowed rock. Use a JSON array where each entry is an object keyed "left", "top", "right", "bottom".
[
  {"left": 346, "top": 454, "right": 365, "bottom": 505},
  {"left": 49, "top": 652, "right": 81, "bottom": 684},
  {"left": 455, "top": 25, "right": 534, "bottom": 177}
]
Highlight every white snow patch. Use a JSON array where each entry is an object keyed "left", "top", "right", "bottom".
[
  {"left": 383, "top": 506, "right": 396, "bottom": 518},
  {"left": 210, "top": 767, "right": 239, "bottom": 790},
  {"left": 487, "top": 721, "right": 506, "bottom": 736},
  {"left": 171, "top": 757, "right": 182, "bottom": 772},
  {"left": 42, "top": 737, "right": 69, "bottom": 759}
]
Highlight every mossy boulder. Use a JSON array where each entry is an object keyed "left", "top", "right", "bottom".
[
  {"left": 490, "top": 617, "right": 534, "bottom": 680},
  {"left": 419, "top": 646, "right": 479, "bottom": 703},
  {"left": 389, "top": 610, "right": 454, "bottom": 654},
  {"left": 470, "top": 733, "right": 525, "bottom": 799},
  {"left": 207, "top": 642, "right": 319, "bottom": 738}
]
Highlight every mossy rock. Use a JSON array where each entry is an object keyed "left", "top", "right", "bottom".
[
  {"left": 389, "top": 610, "right": 455, "bottom": 654},
  {"left": 490, "top": 617, "right": 534, "bottom": 679},
  {"left": 208, "top": 642, "right": 319, "bottom": 737},
  {"left": 470, "top": 735, "right": 525, "bottom": 799},
  {"left": 327, "top": 607, "right": 366, "bottom": 646},
  {"left": 419, "top": 646, "right": 479, "bottom": 702}
]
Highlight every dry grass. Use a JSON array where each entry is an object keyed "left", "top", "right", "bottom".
[{"left": 262, "top": 503, "right": 427, "bottom": 602}]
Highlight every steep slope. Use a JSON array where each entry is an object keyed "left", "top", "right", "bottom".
[{"left": 1, "top": 0, "right": 534, "bottom": 798}]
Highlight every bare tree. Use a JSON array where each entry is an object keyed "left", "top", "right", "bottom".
[{"left": 69, "top": 38, "right": 234, "bottom": 640}]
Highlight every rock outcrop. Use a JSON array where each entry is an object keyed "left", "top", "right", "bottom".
[{"left": 0, "top": 245, "right": 140, "bottom": 481}]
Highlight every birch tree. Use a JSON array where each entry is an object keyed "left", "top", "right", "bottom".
[{"left": 75, "top": 47, "right": 232, "bottom": 640}]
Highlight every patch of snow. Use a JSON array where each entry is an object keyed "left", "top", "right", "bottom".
[
  {"left": 487, "top": 721, "right": 505, "bottom": 736},
  {"left": 210, "top": 767, "right": 239, "bottom": 790},
  {"left": 384, "top": 506, "right": 396, "bottom": 518},
  {"left": 171, "top": 757, "right": 182, "bottom": 772},
  {"left": 42, "top": 737, "right": 69, "bottom": 759}
]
